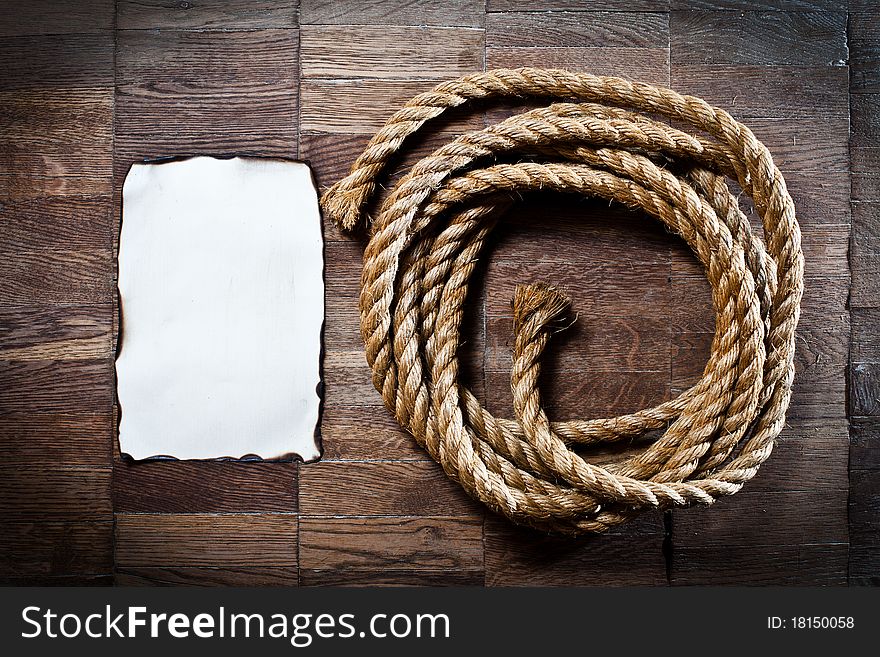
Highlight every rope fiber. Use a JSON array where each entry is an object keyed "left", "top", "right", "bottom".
[{"left": 320, "top": 68, "right": 804, "bottom": 535}]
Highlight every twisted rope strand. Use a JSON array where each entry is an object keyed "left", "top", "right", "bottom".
[{"left": 321, "top": 68, "right": 804, "bottom": 535}]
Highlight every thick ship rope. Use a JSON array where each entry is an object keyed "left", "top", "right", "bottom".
[{"left": 320, "top": 68, "right": 803, "bottom": 535}]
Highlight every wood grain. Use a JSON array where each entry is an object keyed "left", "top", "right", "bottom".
[
  {"left": 113, "top": 461, "right": 298, "bottom": 513},
  {"left": 852, "top": 308, "right": 880, "bottom": 363},
  {"left": 851, "top": 93, "right": 880, "bottom": 148},
  {"left": 0, "top": 34, "right": 113, "bottom": 90},
  {"left": 850, "top": 418, "right": 880, "bottom": 584},
  {"left": 0, "top": 466, "right": 112, "bottom": 519},
  {"left": 0, "top": 413, "right": 111, "bottom": 466},
  {"left": 115, "top": 29, "right": 299, "bottom": 162},
  {"left": 672, "top": 65, "right": 849, "bottom": 119},
  {"left": 301, "top": 0, "right": 484, "bottom": 27},
  {"left": 0, "top": 305, "right": 111, "bottom": 361},
  {"left": 486, "top": 47, "right": 670, "bottom": 86},
  {"left": 852, "top": 147, "right": 880, "bottom": 201},
  {"left": 671, "top": 543, "right": 848, "bottom": 586},
  {"left": 0, "top": 359, "right": 113, "bottom": 413},
  {"left": 0, "top": 196, "right": 111, "bottom": 251},
  {"left": 670, "top": 1, "right": 842, "bottom": 10},
  {"left": 300, "top": 569, "right": 484, "bottom": 586},
  {"left": 486, "top": 10, "right": 669, "bottom": 48},
  {"left": 673, "top": 488, "right": 848, "bottom": 548},
  {"left": 489, "top": 0, "right": 669, "bottom": 10},
  {"left": 114, "top": 567, "right": 298, "bottom": 587},
  {"left": 299, "top": 517, "right": 483, "bottom": 570},
  {"left": 301, "top": 79, "right": 485, "bottom": 134},
  {"left": 0, "top": 250, "right": 112, "bottom": 304},
  {"left": 301, "top": 25, "right": 484, "bottom": 79},
  {"left": 671, "top": 10, "right": 847, "bottom": 65},
  {"left": 300, "top": 461, "right": 483, "bottom": 516},
  {"left": 117, "top": 0, "right": 298, "bottom": 30},
  {"left": 0, "top": 521, "right": 113, "bottom": 576},
  {"left": 115, "top": 514, "right": 298, "bottom": 567},
  {"left": 485, "top": 512, "right": 667, "bottom": 586},
  {"left": 0, "top": 0, "right": 114, "bottom": 36},
  {"left": 318, "top": 405, "right": 425, "bottom": 461}
]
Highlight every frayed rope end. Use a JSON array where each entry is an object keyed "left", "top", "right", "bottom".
[{"left": 512, "top": 283, "right": 573, "bottom": 332}]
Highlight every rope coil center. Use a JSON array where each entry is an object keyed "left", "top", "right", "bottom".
[{"left": 321, "top": 68, "right": 804, "bottom": 535}]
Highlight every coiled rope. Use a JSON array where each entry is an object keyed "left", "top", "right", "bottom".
[{"left": 321, "top": 68, "right": 803, "bottom": 535}]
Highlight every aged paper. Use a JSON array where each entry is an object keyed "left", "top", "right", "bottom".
[{"left": 116, "top": 156, "right": 323, "bottom": 461}]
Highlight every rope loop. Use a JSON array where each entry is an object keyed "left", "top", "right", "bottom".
[{"left": 321, "top": 68, "right": 804, "bottom": 535}]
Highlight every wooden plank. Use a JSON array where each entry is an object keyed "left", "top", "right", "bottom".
[
  {"left": 0, "top": 305, "right": 111, "bottom": 361},
  {"left": 115, "top": 29, "right": 299, "bottom": 162},
  {"left": 670, "top": 0, "right": 842, "bottom": 9},
  {"left": 486, "top": 11, "right": 669, "bottom": 49},
  {"left": 851, "top": 93, "right": 880, "bottom": 148},
  {"left": 301, "top": 25, "right": 483, "bottom": 79},
  {"left": 0, "top": 89, "right": 113, "bottom": 195},
  {"left": 117, "top": 0, "right": 298, "bottom": 30},
  {"left": 851, "top": 253, "right": 880, "bottom": 309},
  {"left": 299, "top": 516, "right": 483, "bottom": 571},
  {"left": 299, "top": 461, "right": 483, "bottom": 516},
  {"left": 115, "top": 514, "right": 298, "bottom": 567},
  {"left": 854, "top": 200, "right": 880, "bottom": 250},
  {"left": 671, "top": 544, "right": 848, "bottom": 586},
  {"left": 852, "top": 147, "right": 880, "bottom": 201},
  {"left": 851, "top": 362, "right": 880, "bottom": 417},
  {"left": 301, "top": 79, "right": 485, "bottom": 133},
  {"left": 300, "top": 568, "right": 483, "bottom": 586},
  {"left": 486, "top": 47, "right": 670, "bottom": 86},
  {"left": 851, "top": 417, "right": 880, "bottom": 472},
  {"left": 849, "top": 467, "right": 880, "bottom": 585},
  {"left": 489, "top": 0, "right": 669, "bottom": 10},
  {"left": 485, "top": 369, "right": 671, "bottom": 421},
  {"left": 0, "top": 0, "right": 114, "bottom": 35},
  {"left": 673, "top": 488, "right": 848, "bottom": 548},
  {"left": 784, "top": 170, "right": 851, "bottom": 225},
  {"left": 0, "top": 575, "right": 113, "bottom": 586},
  {"left": 115, "top": 567, "right": 297, "bottom": 587},
  {"left": 852, "top": 308, "right": 880, "bottom": 363},
  {"left": 486, "top": 313, "right": 670, "bottom": 373},
  {"left": 0, "top": 359, "right": 112, "bottom": 414},
  {"left": 672, "top": 65, "right": 849, "bottom": 119},
  {"left": 0, "top": 196, "right": 111, "bottom": 252},
  {"left": 485, "top": 512, "right": 667, "bottom": 586},
  {"left": 319, "top": 404, "right": 426, "bottom": 461},
  {"left": 0, "top": 413, "right": 111, "bottom": 467},
  {"left": 0, "top": 250, "right": 112, "bottom": 305},
  {"left": 745, "top": 417, "right": 848, "bottom": 493},
  {"left": 301, "top": 0, "right": 484, "bottom": 27},
  {"left": 850, "top": 35, "right": 880, "bottom": 94},
  {"left": 322, "top": 359, "right": 386, "bottom": 411},
  {"left": 113, "top": 461, "right": 298, "bottom": 513},
  {"left": 0, "top": 34, "right": 114, "bottom": 90},
  {"left": 0, "top": 521, "right": 112, "bottom": 576},
  {"left": 485, "top": 254, "right": 671, "bottom": 318},
  {"left": 670, "top": 10, "right": 847, "bottom": 65},
  {"left": 0, "top": 466, "right": 112, "bottom": 519}
]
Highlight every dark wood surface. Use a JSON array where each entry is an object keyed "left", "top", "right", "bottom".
[{"left": 0, "top": 0, "right": 874, "bottom": 586}]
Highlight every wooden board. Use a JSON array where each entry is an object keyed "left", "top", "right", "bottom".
[{"left": 0, "top": 0, "right": 871, "bottom": 586}]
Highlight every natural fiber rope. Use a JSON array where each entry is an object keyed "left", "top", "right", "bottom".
[{"left": 321, "top": 68, "right": 804, "bottom": 535}]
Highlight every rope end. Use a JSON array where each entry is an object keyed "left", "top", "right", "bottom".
[
  {"left": 320, "top": 181, "right": 368, "bottom": 233},
  {"left": 512, "top": 283, "right": 573, "bottom": 333}
]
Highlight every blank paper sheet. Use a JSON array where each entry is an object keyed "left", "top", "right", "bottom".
[{"left": 116, "top": 156, "right": 323, "bottom": 461}]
